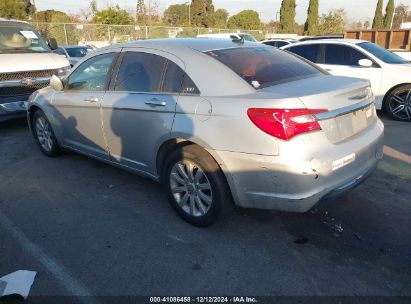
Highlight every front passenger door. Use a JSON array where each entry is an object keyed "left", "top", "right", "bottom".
[{"left": 51, "top": 51, "right": 118, "bottom": 158}]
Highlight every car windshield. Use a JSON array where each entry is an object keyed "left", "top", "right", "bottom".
[
  {"left": 358, "top": 42, "right": 408, "bottom": 64},
  {"left": 66, "top": 47, "right": 89, "bottom": 58},
  {"left": 205, "top": 47, "right": 323, "bottom": 89},
  {"left": 0, "top": 22, "right": 50, "bottom": 53},
  {"left": 239, "top": 34, "right": 257, "bottom": 42}
]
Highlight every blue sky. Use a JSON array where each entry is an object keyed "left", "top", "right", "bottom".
[{"left": 34, "top": 0, "right": 397, "bottom": 23}]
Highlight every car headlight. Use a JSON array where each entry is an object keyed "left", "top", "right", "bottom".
[{"left": 57, "top": 65, "right": 71, "bottom": 76}]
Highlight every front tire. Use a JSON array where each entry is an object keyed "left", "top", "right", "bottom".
[
  {"left": 384, "top": 84, "right": 411, "bottom": 121},
  {"left": 32, "top": 110, "right": 62, "bottom": 157},
  {"left": 162, "top": 145, "right": 233, "bottom": 227}
]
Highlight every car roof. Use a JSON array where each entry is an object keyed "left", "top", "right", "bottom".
[
  {"left": 112, "top": 38, "right": 264, "bottom": 52},
  {"left": 290, "top": 39, "right": 368, "bottom": 46}
]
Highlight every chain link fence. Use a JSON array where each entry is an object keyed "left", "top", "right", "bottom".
[{"left": 30, "top": 22, "right": 266, "bottom": 46}]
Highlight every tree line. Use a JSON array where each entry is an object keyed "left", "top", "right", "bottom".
[{"left": 1, "top": 0, "right": 410, "bottom": 34}]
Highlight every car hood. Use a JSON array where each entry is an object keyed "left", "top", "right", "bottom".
[{"left": 0, "top": 52, "right": 70, "bottom": 73}]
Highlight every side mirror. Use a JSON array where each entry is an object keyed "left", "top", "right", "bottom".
[
  {"left": 48, "top": 38, "right": 58, "bottom": 50},
  {"left": 50, "top": 75, "right": 63, "bottom": 91},
  {"left": 358, "top": 59, "right": 373, "bottom": 68}
]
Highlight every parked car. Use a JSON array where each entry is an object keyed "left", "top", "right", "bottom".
[
  {"left": 299, "top": 35, "right": 344, "bottom": 42},
  {"left": 260, "top": 39, "right": 297, "bottom": 48},
  {"left": 0, "top": 18, "right": 70, "bottom": 122},
  {"left": 283, "top": 39, "right": 411, "bottom": 121},
  {"left": 27, "top": 39, "right": 384, "bottom": 226},
  {"left": 197, "top": 33, "right": 257, "bottom": 42},
  {"left": 55, "top": 45, "right": 94, "bottom": 66}
]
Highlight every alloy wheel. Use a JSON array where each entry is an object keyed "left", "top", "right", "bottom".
[
  {"left": 388, "top": 89, "right": 411, "bottom": 120},
  {"left": 35, "top": 116, "right": 53, "bottom": 152},
  {"left": 169, "top": 160, "right": 213, "bottom": 217}
]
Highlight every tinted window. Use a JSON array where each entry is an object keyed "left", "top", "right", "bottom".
[
  {"left": 286, "top": 44, "right": 321, "bottom": 63},
  {"left": 66, "top": 47, "right": 89, "bottom": 58},
  {"left": 276, "top": 41, "right": 288, "bottom": 48},
  {"left": 324, "top": 44, "right": 367, "bottom": 66},
  {"left": 162, "top": 60, "right": 200, "bottom": 94},
  {"left": 358, "top": 42, "right": 408, "bottom": 64},
  {"left": 162, "top": 61, "right": 184, "bottom": 93},
  {"left": 115, "top": 52, "right": 166, "bottom": 92},
  {"left": 56, "top": 48, "right": 66, "bottom": 55},
  {"left": 181, "top": 74, "right": 200, "bottom": 94},
  {"left": 262, "top": 41, "right": 277, "bottom": 47},
  {"left": 205, "top": 47, "right": 323, "bottom": 89},
  {"left": 67, "top": 53, "right": 115, "bottom": 91}
]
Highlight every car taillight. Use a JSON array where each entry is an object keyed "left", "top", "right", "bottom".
[{"left": 247, "top": 108, "right": 328, "bottom": 140}]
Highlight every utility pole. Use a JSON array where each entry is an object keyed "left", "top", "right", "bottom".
[
  {"left": 185, "top": 2, "right": 191, "bottom": 26},
  {"left": 148, "top": 0, "right": 151, "bottom": 26}
]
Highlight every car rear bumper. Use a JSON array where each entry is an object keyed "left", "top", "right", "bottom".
[{"left": 212, "top": 118, "right": 384, "bottom": 212}]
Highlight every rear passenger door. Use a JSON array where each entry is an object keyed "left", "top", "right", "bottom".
[
  {"left": 101, "top": 49, "right": 185, "bottom": 176},
  {"left": 321, "top": 44, "right": 383, "bottom": 97}
]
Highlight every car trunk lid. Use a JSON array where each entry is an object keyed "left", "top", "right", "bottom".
[{"left": 260, "top": 75, "right": 377, "bottom": 143}]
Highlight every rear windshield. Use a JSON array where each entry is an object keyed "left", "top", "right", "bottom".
[{"left": 205, "top": 47, "right": 323, "bottom": 89}]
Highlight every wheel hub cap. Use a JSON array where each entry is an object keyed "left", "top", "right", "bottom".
[
  {"left": 169, "top": 161, "right": 213, "bottom": 217},
  {"left": 389, "top": 89, "right": 411, "bottom": 120}
]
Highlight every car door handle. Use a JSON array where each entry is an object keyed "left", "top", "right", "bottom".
[
  {"left": 84, "top": 97, "right": 99, "bottom": 103},
  {"left": 145, "top": 98, "right": 166, "bottom": 106}
]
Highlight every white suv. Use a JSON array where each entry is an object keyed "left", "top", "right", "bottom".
[
  {"left": 283, "top": 39, "right": 411, "bottom": 121},
  {"left": 0, "top": 18, "right": 70, "bottom": 122}
]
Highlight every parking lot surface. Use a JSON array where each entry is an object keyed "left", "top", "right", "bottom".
[{"left": 0, "top": 115, "right": 410, "bottom": 301}]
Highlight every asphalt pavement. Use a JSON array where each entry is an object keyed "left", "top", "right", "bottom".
[{"left": 0, "top": 115, "right": 410, "bottom": 302}]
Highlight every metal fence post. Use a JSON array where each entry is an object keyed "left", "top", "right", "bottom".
[{"left": 145, "top": 26, "right": 148, "bottom": 39}]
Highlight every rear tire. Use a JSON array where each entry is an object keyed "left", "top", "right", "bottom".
[
  {"left": 384, "top": 84, "right": 411, "bottom": 122},
  {"left": 162, "top": 145, "right": 233, "bottom": 227},
  {"left": 32, "top": 110, "right": 62, "bottom": 157}
]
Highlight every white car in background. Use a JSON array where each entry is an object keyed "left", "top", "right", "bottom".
[
  {"left": 283, "top": 39, "right": 411, "bottom": 121},
  {"left": 0, "top": 18, "right": 70, "bottom": 122},
  {"left": 197, "top": 33, "right": 257, "bottom": 42},
  {"left": 260, "top": 39, "right": 297, "bottom": 48}
]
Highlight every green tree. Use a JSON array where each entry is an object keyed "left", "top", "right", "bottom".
[
  {"left": 136, "top": 0, "right": 147, "bottom": 24},
  {"left": 0, "top": 0, "right": 34, "bottom": 20},
  {"left": 318, "top": 9, "right": 346, "bottom": 34},
  {"left": 32, "top": 10, "right": 70, "bottom": 23},
  {"left": 304, "top": 0, "right": 319, "bottom": 35},
  {"left": 383, "top": 0, "right": 395, "bottom": 28},
  {"left": 95, "top": 5, "right": 133, "bottom": 25},
  {"left": 214, "top": 8, "right": 228, "bottom": 28},
  {"left": 372, "top": 0, "right": 384, "bottom": 28},
  {"left": 392, "top": 4, "right": 410, "bottom": 29},
  {"left": 280, "top": 0, "right": 296, "bottom": 33},
  {"left": 191, "top": 0, "right": 215, "bottom": 27},
  {"left": 163, "top": 4, "right": 187, "bottom": 26},
  {"left": 227, "top": 10, "right": 261, "bottom": 30}
]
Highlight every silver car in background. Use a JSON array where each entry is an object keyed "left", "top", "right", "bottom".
[{"left": 27, "top": 39, "right": 384, "bottom": 226}]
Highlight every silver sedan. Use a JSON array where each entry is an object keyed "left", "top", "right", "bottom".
[{"left": 27, "top": 38, "right": 384, "bottom": 226}]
